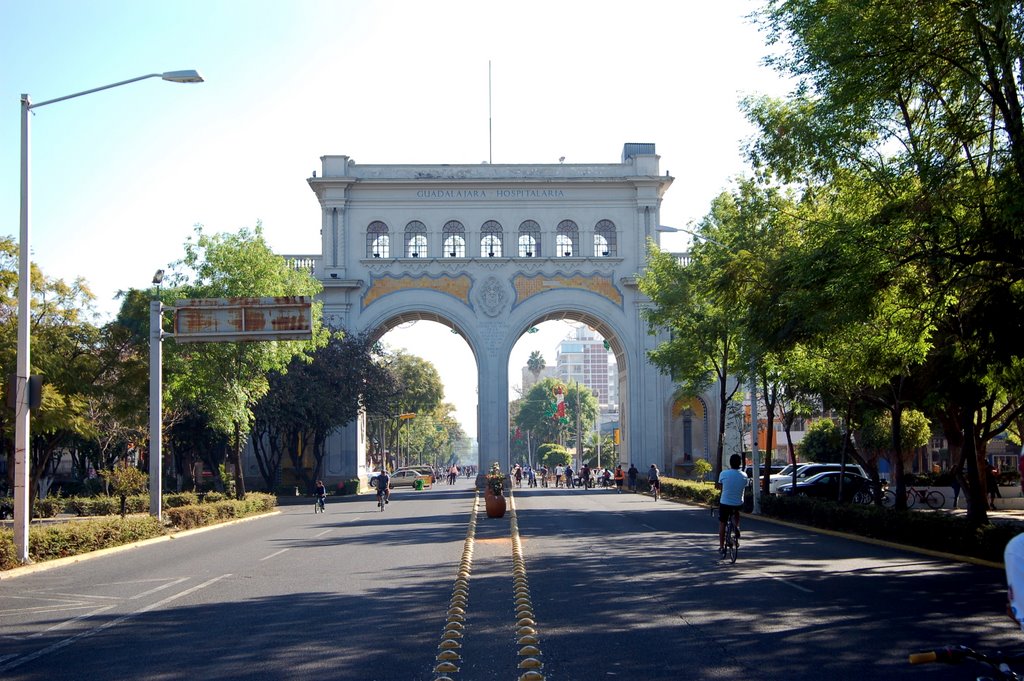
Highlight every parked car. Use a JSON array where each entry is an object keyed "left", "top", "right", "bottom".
[
  {"left": 408, "top": 466, "right": 435, "bottom": 486},
  {"left": 769, "top": 463, "right": 868, "bottom": 494},
  {"left": 777, "top": 470, "right": 875, "bottom": 503},
  {"left": 388, "top": 468, "right": 430, "bottom": 488},
  {"left": 745, "top": 465, "right": 786, "bottom": 481}
]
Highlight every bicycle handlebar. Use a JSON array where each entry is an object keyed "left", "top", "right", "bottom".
[
  {"left": 909, "top": 645, "right": 1024, "bottom": 676},
  {"left": 908, "top": 650, "right": 940, "bottom": 665}
]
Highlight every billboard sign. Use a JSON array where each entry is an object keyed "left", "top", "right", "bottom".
[{"left": 173, "top": 296, "right": 313, "bottom": 343}]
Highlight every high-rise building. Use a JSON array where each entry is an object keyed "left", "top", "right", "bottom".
[{"left": 554, "top": 325, "right": 617, "bottom": 411}]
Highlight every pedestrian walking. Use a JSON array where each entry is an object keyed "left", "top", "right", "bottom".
[
  {"left": 614, "top": 464, "right": 625, "bottom": 493},
  {"left": 988, "top": 465, "right": 1003, "bottom": 510},
  {"left": 627, "top": 463, "right": 639, "bottom": 492},
  {"left": 950, "top": 468, "right": 963, "bottom": 509}
]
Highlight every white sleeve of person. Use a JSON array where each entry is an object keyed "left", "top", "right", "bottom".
[{"left": 1006, "top": 533, "right": 1024, "bottom": 631}]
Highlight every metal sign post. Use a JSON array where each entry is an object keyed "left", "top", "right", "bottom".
[{"left": 148, "top": 296, "right": 313, "bottom": 518}]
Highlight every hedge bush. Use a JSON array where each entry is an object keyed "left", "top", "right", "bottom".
[
  {"left": 658, "top": 476, "right": 720, "bottom": 505},
  {"left": 0, "top": 516, "right": 167, "bottom": 571},
  {"left": 336, "top": 478, "right": 360, "bottom": 496},
  {"left": 761, "top": 494, "right": 1021, "bottom": 563},
  {"left": 1, "top": 492, "right": 277, "bottom": 571},
  {"left": 35, "top": 496, "right": 65, "bottom": 518},
  {"left": 653, "top": 477, "right": 1019, "bottom": 563}
]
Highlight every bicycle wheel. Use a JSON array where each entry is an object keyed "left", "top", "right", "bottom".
[
  {"left": 881, "top": 490, "right": 897, "bottom": 508},
  {"left": 852, "top": 489, "right": 873, "bottom": 505},
  {"left": 906, "top": 491, "right": 918, "bottom": 509},
  {"left": 727, "top": 523, "right": 739, "bottom": 563},
  {"left": 925, "top": 490, "right": 945, "bottom": 509}
]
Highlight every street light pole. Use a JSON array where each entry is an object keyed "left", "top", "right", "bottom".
[{"left": 14, "top": 70, "right": 203, "bottom": 563}]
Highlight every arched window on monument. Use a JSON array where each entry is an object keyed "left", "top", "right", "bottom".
[
  {"left": 367, "top": 221, "right": 390, "bottom": 258},
  {"left": 594, "top": 219, "right": 617, "bottom": 257},
  {"left": 556, "top": 219, "right": 578, "bottom": 257},
  {"left": 442, "top": 220, "right": 466, "bottom": 258},
  {"left": 518, "top": 220, "right": 540, "bottom": 257},
  {"left": 405, "top": 220, "right": 428, "bottom": 258},
  {"left": 480, "top": 220, "right": 503, "bottom": 257}
]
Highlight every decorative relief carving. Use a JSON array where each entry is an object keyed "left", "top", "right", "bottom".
[
  {"left": 512, "top": 273, "right": 623, "bottom": 309},
  {"left": 473, "top": 275, "right": 510, "bottom": 318},
  {"left": 362, "top": 273, "right": 472, "bottom": 309}
]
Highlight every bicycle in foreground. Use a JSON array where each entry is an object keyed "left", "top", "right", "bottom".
[
  {"left": 649, "top": 481, "right": 660, "bottom": 501},
  {"left": 909, "top": 645, "right": 1024, "bottom": 680},
  {"left": 377, "top": 486, "right": 389, "bottom": 512},
  {"left": 721, "top": 508, "right": 739, "bottom": 563},
  {"left": 314, "top": 495, "right": 326, "bottom": 513}
]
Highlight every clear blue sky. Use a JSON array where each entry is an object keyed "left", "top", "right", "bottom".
[{"left": 1, "top": 0, "right": 789, "bottom": 440}]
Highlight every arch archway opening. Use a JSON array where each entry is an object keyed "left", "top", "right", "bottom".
[
  {"left": 507, "top": 317, "right": 624, "bottom": 478},
  {"left": 372, "top": 316, "right": 479, "bottom": 474}
]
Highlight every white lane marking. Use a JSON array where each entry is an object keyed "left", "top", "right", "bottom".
[
  {"left": 767, "top": 574, "right": 813, "bottom": 593},
  {"left": 0, "top": 574, "right": 231, "bottom": 673},
  {"left": 641, "top": 524, "right": 657, "bottom": 531},
  {"left": 129, "top": 577, "right": 189, "bottom": 600},
  {"left": 260, "top": 549, "right": 289, "bottom": 561},
  {"left": 314, "top": 529, "right": 332, "bottom": 538},
  {"left": 24, "top": 591, "right": 121, "bottom": 601},
  {"left": 28, "top": 605, "right": 116, "bottom": 638}
]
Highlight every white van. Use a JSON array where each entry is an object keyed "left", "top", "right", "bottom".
[{"left": 768, "top": 463, "right": 868, "bottom": 494}]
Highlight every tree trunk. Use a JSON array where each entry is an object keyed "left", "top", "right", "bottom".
[
  {"left": 891, "top": 402, "right": 907, "bottom": 511},
  {"left": 232, "top": 420, "right": 246, "bottom": 500},
  {"left": 715, "top": 373, "right": 729, "bottom": 478},
  {"left": 964, "top": 408, "right": 989, "bottom": 524}
]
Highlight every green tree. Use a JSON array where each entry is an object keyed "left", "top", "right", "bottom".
[
  {"left": 252, "top": 331, "right": 399, "bottom": 492},
  {"left": 166, "top": 224, "right": 327, "bottom": 498},
  {"left": 368, "top": 349, "right": 445, "bottom": 469},
  {"left": 513, "top": 378, "right": 597, "bottom": 454},
  {"left": 857, "top": 408, "right": 932, "bottom": 480},
  {"left": 581, "top": 430, "right": 614, "bottom": 469},
  {"left": 638, "top": 193, "right": 750, "bottom": 476},
  {"left": 0, "top": 236, "right": 103, "bottom": 503},
  {"left": 799, "top": 419, "right": 843, "bottom": 464},
  {"left": 537, "top": 443, "right": 571, "bottom": 468},
  {"left": 746, "top": 0, "right": 1024, "bottom": 522},
  {"left": 100, "top": 461, "right": 148, "bottom": 518},
  {"left": 526, "top": 350, "right": 546, "bottom": 385}
]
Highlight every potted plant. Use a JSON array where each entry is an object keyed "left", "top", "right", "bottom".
[{"left": 484, "top": 462, "right": 507, "bottom": 518}]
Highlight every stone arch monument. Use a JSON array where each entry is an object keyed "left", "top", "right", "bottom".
[{"left": 262, "top": 143, "right": 718, "bottom": 485}]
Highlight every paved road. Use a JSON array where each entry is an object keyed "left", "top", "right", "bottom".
[{"left": 1, "top": 479, "right": 1020, "bottom": 680}]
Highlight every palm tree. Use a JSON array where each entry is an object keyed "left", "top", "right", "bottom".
[{"left": 527, "top": 350, "right": 546, "bottom": 384}]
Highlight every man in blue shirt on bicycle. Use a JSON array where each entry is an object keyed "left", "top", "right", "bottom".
[{"left": 717, "top": 454, "right": 747, "bottom": 552}]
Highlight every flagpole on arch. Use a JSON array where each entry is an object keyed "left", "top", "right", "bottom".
[{"left": 488, "top": 60, "right": 493, "bottom": 164}]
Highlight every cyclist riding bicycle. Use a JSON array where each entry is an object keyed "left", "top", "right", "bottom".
[
  {"left": 716, "top": 454, "right": 748, "bottom": 552},
  {"left": 647, "top": 464, "right": 662, "bottom": 497},
  {"left": 376, "top": 470, "right": 391, "bottom": 505},
  {"left": 314, "top": 479, "right": 326, "bottom": 508}
]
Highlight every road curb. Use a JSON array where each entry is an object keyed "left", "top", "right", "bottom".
[
  {"left": 750, "top": 509, "right": 1004, "bottom": 569},
  {"left": 689, "top": 500, "right": 1005, "bottom": 570},
  {"left": 0, "top": 510, "right": 281, "bottom": 580}
]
